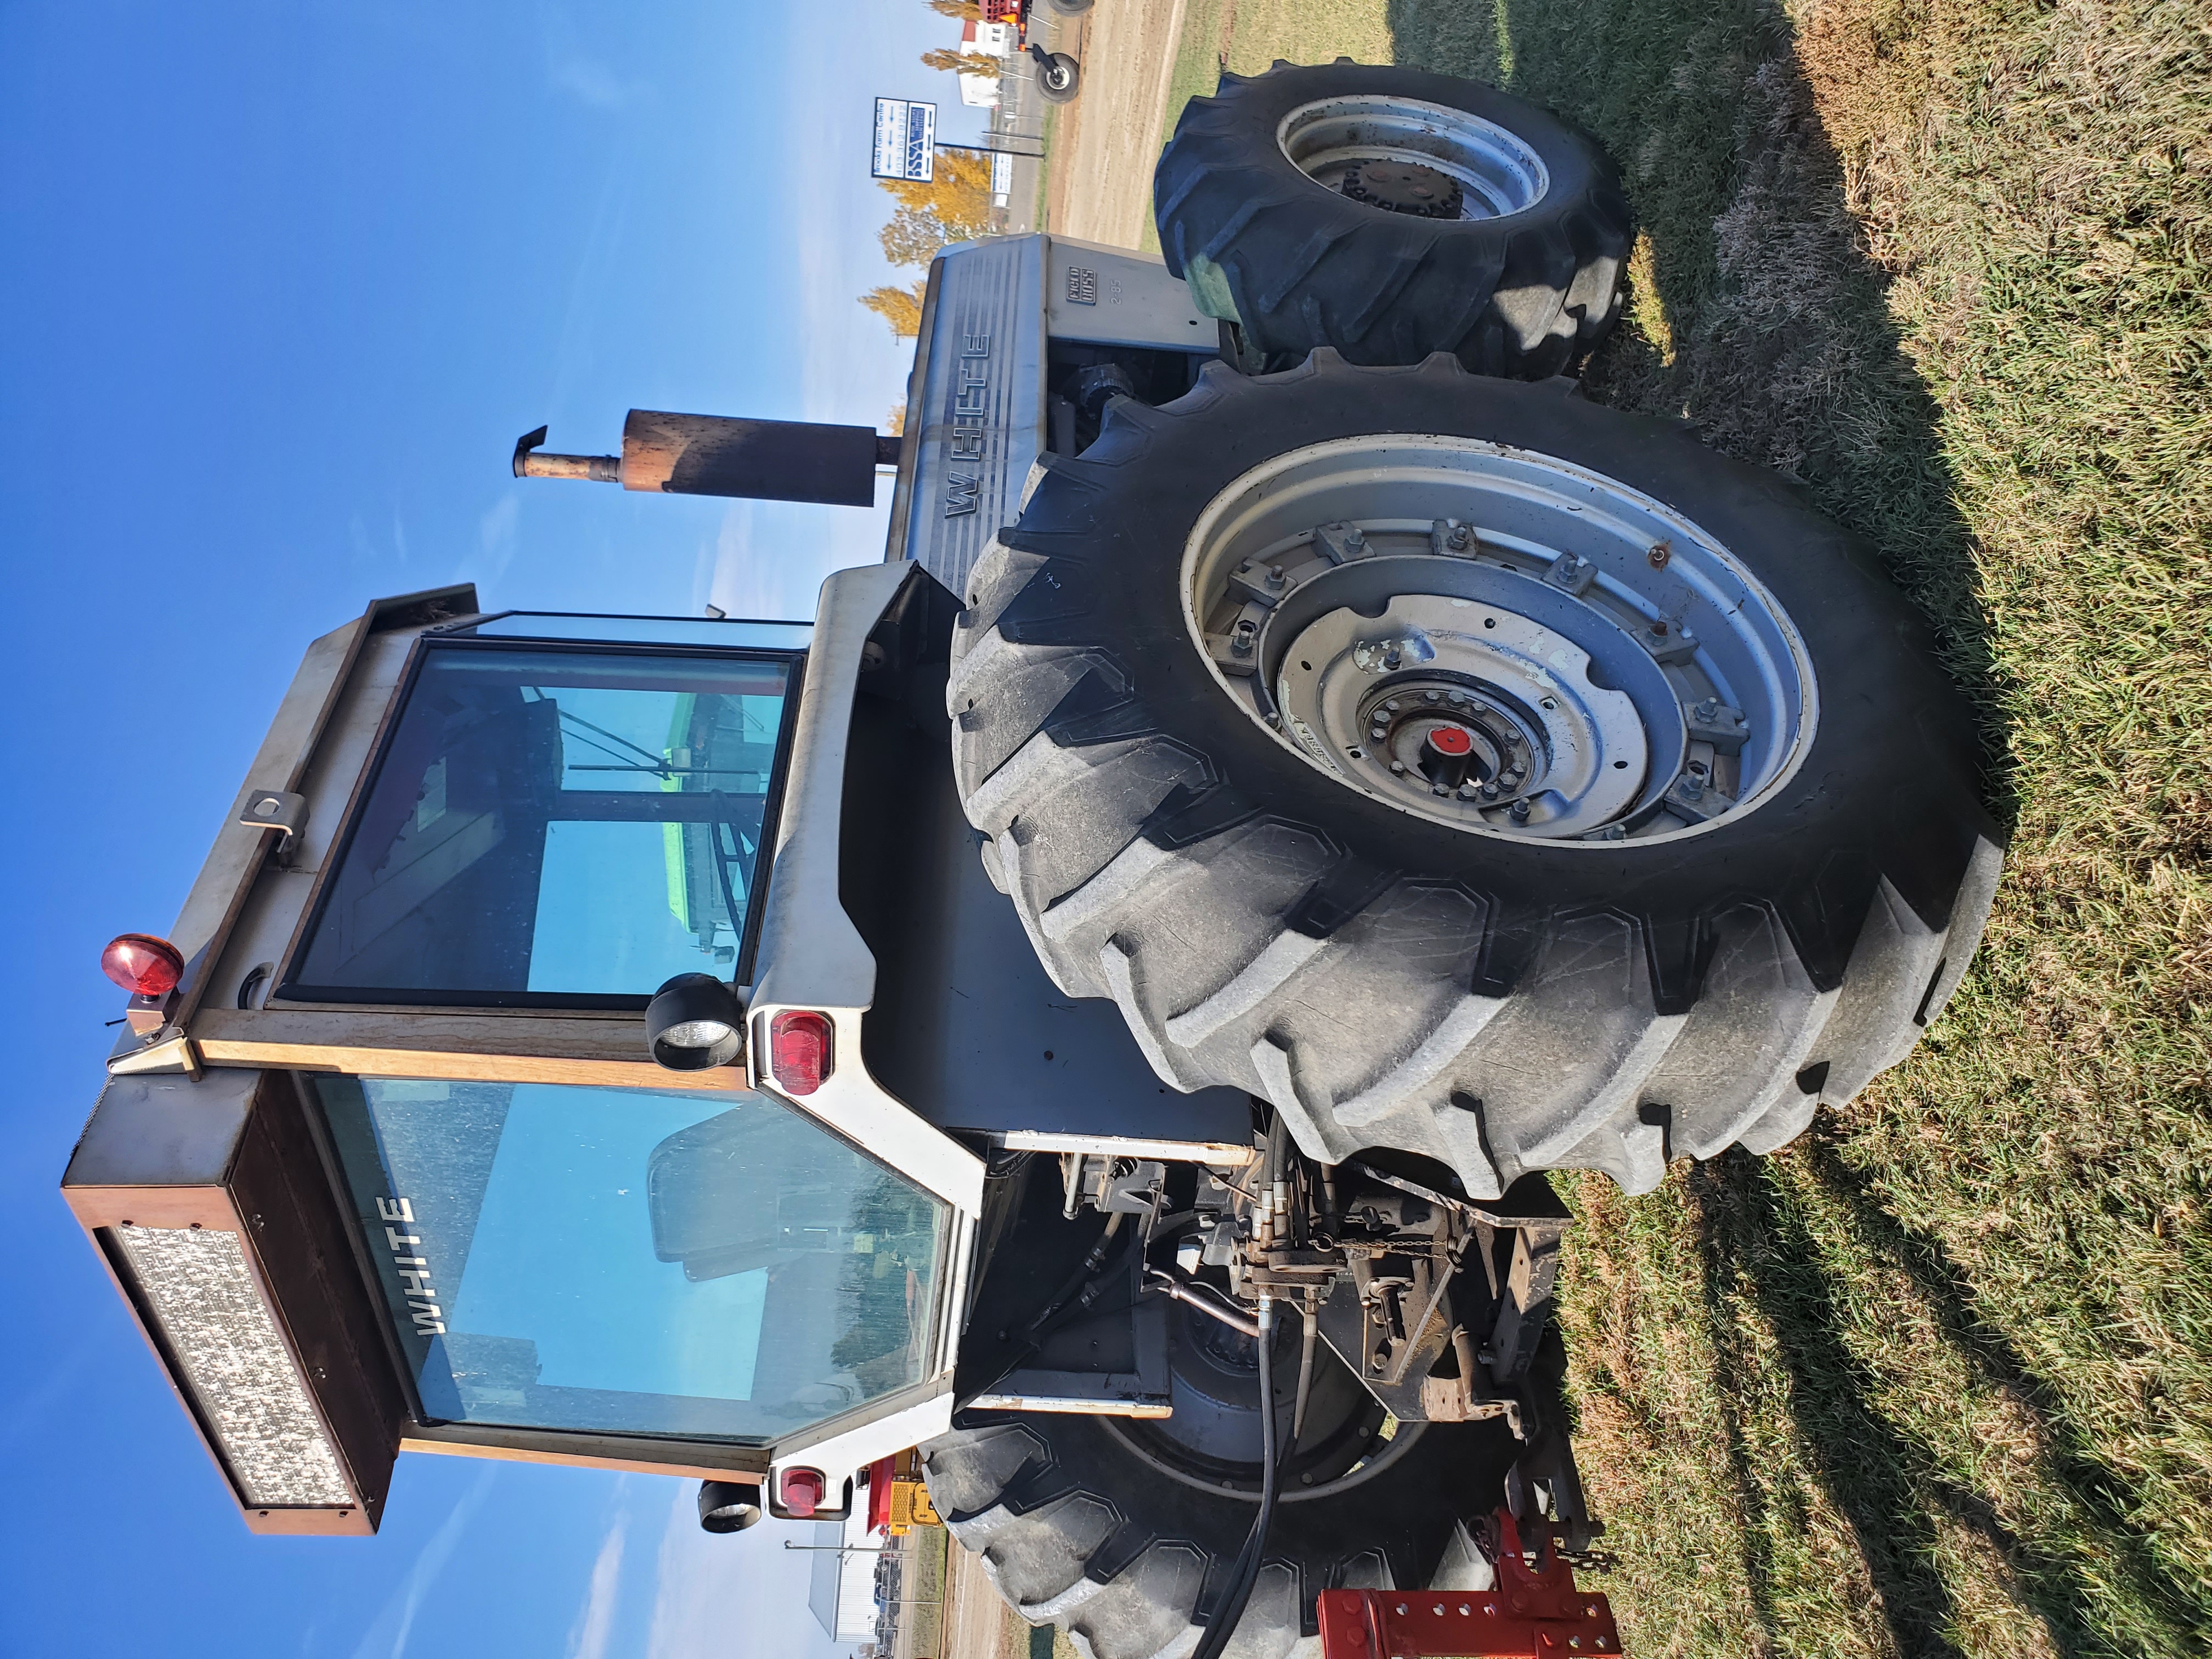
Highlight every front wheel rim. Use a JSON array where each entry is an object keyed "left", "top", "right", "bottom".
[
  {"left": 1182, "top": 435, "right": 1819, "bottom": 845},
  {"left": 1276, "top": 94, "right": 1550, "bottom": 219}
]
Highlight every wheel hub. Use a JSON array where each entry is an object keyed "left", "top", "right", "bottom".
[
  {"left": 1340, "top": 159, "right": 1464, "bottom": 218},
  {"left": 1279, "top": 590, "right": 1650, "bottom": 837},
  {"left": 1112, "top": 1305, "right": 1390, "bottom": 1497}
]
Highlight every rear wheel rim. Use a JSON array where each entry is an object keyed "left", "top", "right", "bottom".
[
  {"left": 1182, "top": 434, "right": 1819, "bottom": 844},
  {"left": 1105, "top": 1307, "right": 1407, "bottom": 1502},
  {"left": 1277, "top": 94, "right": 1549, "bottom": 219}
]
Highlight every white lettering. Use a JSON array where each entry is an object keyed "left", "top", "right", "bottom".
[{"left": 370, "top": 1198, "right": 447, "bottom": 1340}]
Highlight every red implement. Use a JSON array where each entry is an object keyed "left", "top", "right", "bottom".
[{"left": 1314, "top": 1513, "right": 1620, "bottom": 1658}]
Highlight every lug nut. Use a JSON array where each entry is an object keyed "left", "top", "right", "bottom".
[
  {"left": 1480, "top": 783, "right": 1499, "bottom": 800},
  {"left": 1384, "top": 699, "right": 1400, "bottom": 712},
  {"left": 1266, "top": 566, "right": 1286, "bottom": 588},
  {"left": 1423, "top": 690, "right": 1441, "bottom": 702},
  {"left": 1509, "top": 799, "right": 1532, "bottom": 823},
  {"left": 1389, "top": 760, "right": 1406, "bottom": 774},
  {"left": 1458, "top": 783, "right": 1479, "bottom": 800}
]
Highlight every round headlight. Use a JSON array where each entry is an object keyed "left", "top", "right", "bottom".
[{"left": 646, "top": 974, "right": 746, "bottom": 1071}]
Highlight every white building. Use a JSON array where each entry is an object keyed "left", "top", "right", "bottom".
[
  {"left": 958, "top": 19, "right": 1011, "bottom": 108},
  {"left": 806, "top": 1504, "right": 881, "bottom": 1641}
]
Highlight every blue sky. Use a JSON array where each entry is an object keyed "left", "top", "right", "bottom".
[{"left": 0, "top": 3, "right": 982, "bottom": 1654}]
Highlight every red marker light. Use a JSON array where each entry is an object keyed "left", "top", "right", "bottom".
[
  {"left": 768, "top": 1010, "right": 834, "bottom": 1096},
  {"left": 102, "top": 934, "right": 184, "bottom": 997},
  {"left": 780, "top": 1468, "right": 826, "bottom": 1517}
]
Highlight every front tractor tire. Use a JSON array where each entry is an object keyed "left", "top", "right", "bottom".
[
  {"left": 946, "top": 354, "right": 2001, "bottom": 1199},
  {"left": 1154, "top": 62, "right": 1634, "bottom": 376}
]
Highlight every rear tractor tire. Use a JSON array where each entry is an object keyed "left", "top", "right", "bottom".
[
  {"left": 947, "top": 353, "right": 2002, "bottom": 1198},
  {"left": 922, "top": 1355, "right": 1519, "bottom": 1659}
]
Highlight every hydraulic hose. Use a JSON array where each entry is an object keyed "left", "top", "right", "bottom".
[
  {"left": 1024, "top": 1212, "right": 1124, "bottom": 1339},
  {"left": 1291, "top": 1299, "right": 1318, "bottom": 1446},
  {"left": 1190, "top": 1295, "right": 1284, "bottom": 1659},
  {"left": 1144, "top": 1267, "right": 1262, "bottom": 1338}
]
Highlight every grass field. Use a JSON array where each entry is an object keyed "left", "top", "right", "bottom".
[{"left": 1155, "top": 0, "right": 2212, "bottom": 1651}]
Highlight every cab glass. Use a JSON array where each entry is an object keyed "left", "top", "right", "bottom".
[
  {"left": 315, "top": 1077, "right": 949, "bottom": 1443},
  {"left": 285, "top": 642, "right": 794, "bottom": 1005}
]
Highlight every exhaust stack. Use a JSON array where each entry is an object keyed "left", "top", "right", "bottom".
[{"left": 514, "top": 410, "right": 902, "bottom": 508}]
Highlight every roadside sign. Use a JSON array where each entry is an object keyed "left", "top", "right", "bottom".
[{"left": 872, "top": 98, "right": 938, "bottom": 182}]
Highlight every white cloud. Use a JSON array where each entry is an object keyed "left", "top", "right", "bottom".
[
  {"left": 767, "top": 27, "right": 925, "bottom": 433},
  {"left": 707, "top": 492, "right": 892, "bottom": 626},
  {"left": 567, "top": 1508, "right": 630, "bottom": 1659},
  {"left": 349, "top": 1464, "right": 496, "bottom": 1659},
  {"left": 642, "top": 1485, "right": 853, "bottom": 1659},
  {"left": 543, "top": 8, "right": 652, "bottom": 112},
  {"left": 471, "top": 492, "right": 522, "bottom": 586},
  {"left": 549, "top": 52, "right": 651, "bottom": 111}
]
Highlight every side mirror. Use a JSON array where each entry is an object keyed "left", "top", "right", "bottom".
[
  {"left": 697, "top": 1479, "right": 764, "bottom": 1534},
  {"left": 647, "top": 973, "right": 746, "bottom": 1071}
]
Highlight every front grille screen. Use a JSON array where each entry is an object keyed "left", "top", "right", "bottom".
[{"left": 115, "top": 1224, "right": 353, "bottom": 1508}]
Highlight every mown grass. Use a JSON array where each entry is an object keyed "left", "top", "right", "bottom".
[
  {"left": 1161, "top": 0, "right": 2212, "bottom": 1650},
  {"left": 1139, "top": 0, "right": 1393, "bottom": 251}
]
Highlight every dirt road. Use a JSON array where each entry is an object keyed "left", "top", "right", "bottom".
[
  {"left": 941, "top": 1531, "right": 1022, "bottom": 1659},
  {"left": 1044, "top": 0, "right": 1187, "bottom": 249}
]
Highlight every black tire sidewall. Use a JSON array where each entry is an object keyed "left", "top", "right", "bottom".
[
  {"left": 1039, "top": 53, "right": 1080, "bottom": 100},
  {"left": 1003, "top": 365, "right": 1991, "bottom": 994},
  {"left": 1154, "top": 64, "right": 1631, "bottom": 372},
  {"left": 1203, "top": 62, "right": 1613, "bottom": 236},
  {"left": 950, "top": 1406, "right": 1520, "bottom": 1596}
]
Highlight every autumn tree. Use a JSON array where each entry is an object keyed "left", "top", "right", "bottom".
[
  {"left": 857, "top": 149, "right": 997, "bottom": 337},
  {"left": 876, "top": 147, "right": 994, "bottom": 247},
  {"left": 921, "top": 46, "right": 1006, "bottom": 77},
  {"left": 860, "top": 278, "right": 929, "bottom": 339},
  {"left": 924, "top": 0, "right": 983, "bottom": 18}
]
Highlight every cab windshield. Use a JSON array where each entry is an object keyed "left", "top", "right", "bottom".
[
  {"left": 285, "top": 641, "right": 795, "bottom": 1005},
  {"left": 315, "top": 1077, "right": 949, "bottom": 1443}
]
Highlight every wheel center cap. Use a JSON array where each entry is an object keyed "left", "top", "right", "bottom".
[
  {"left": 1340, "top": 159, "right": 1465, "bottom": 219},
  {"left": 1273, "top": 589, "right": 1652, "bottom": 838}
]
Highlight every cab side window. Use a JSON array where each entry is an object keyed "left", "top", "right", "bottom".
[{"left": 285, "top": 644, "right": 794, "bottom": 1005}]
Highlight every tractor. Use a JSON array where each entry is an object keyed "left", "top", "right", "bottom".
[{"left": 63, "top": 62, "right": 1997, "bottom": 1659}]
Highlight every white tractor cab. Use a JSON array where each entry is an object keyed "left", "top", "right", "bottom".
[{"left": 65, "top": 64, "right": 1999, "bottom": 1659}]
